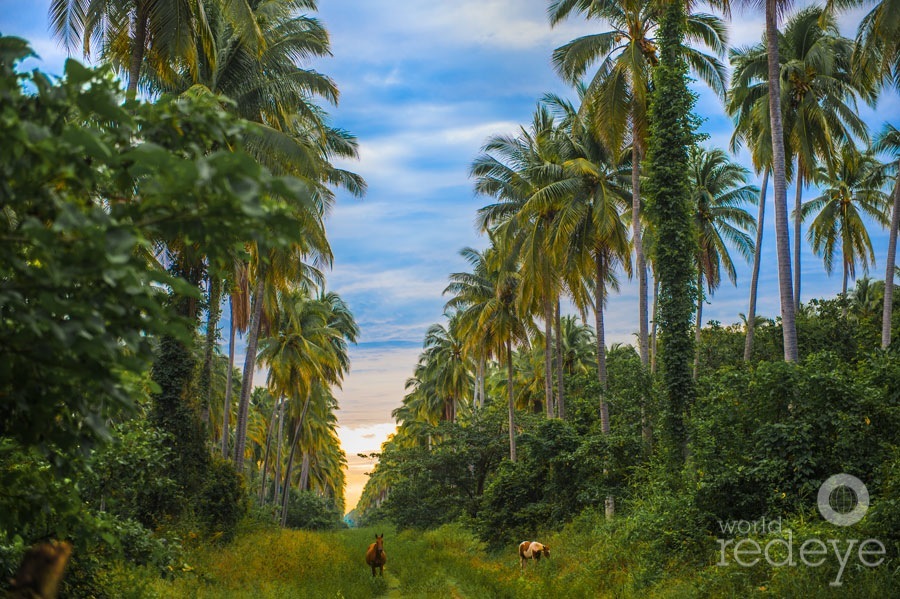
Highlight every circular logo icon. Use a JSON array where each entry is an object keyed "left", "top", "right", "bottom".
[{"left": 817, "top": 473, "right": 869, "bottom": 526}]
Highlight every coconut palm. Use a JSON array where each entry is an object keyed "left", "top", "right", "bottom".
[
  {"left": 875, "top": 124, "right": 900, "bottom": 347},
  {"left": 688, "top": 147, "right": 758, "bottom": 378},
  {"left": 549, "top": 0, "right": 729, "bottom": 367},
  {"left": 49, "top": 0, "right": 265, "bottom": 100},
  {"left": 827, "top": 0, "right": 900, "bottom": 93},
  {"left": 729, "top": 5, "right": 870, "bottom": 359},
  {"left": 801, "top": 144, "right": 889, "bottom": 316},
  {"left": 471, "top": 107, "right": 563, "bottom": 418}
]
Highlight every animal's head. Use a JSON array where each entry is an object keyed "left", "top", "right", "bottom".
[
  {"left": 541, "top": 545, "right": 551, "bottom": 558},
  {"left": 375, "top": 534, "right": 384, "bottom": 549}
]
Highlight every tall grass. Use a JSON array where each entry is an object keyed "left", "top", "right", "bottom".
[{"left": 107, "top": 516, "right": 896, "bottom": 598}]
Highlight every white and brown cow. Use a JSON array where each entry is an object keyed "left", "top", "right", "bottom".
[{"left": 518, "top": 540, "right": 551, "bottom": 568}]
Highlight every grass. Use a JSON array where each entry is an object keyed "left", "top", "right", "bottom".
[{"left": 106, "top": 516, "right": 897, "bottom": 598}]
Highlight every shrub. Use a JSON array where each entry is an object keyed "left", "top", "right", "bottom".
[
  {"left": 284, "top": 491, "right": 345, "bottom": 530},
  {"left": 197, "top": 456, "right": 248, "bottom": 543}
]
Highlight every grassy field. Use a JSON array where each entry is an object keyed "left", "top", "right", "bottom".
[{"left": 104, "top": 518, "right": 896, "bottom": 598}]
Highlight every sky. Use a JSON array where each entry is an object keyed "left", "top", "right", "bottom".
[{"left": 2, "top": 0, "right": 897, "bottom": 511}]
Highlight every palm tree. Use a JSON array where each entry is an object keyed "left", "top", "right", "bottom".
[
  {"left": 49, "top": 0, "right": 263, "bottom": 100},
  {"left": 472, "top": 107, "right": 561, "bottom": 418},
  {"left": 801, "top": 144, "right": 888, "bottom": 316},
  {"left": 420, "top": 317, "right": 473, "bottom": 423},
  {"left": 688, "top": 147, "right": 757, "bottom": 378},
  {"left": 828, "top": 0, "right": 900, "bottom": 93},
  {"left": 549, "top": 0, "right": 729, "bottom": 367},
  {"left": 875, "top": 124, "right": 900, "bottom": 347}
]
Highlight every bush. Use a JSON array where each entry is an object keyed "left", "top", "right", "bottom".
[
  {"left": 197, "top": 456, "right": 248, "bottom": 543},
  {"left": 284, "top": 491, "right": 345, "bottom": 530}
]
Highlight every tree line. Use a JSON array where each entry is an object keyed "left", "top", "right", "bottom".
[
  {"left": 1, "top": 0, "right": 361, "bottom": 594},
  {"left": 358, "top": 0, "right": 900, "bottom": 526}
]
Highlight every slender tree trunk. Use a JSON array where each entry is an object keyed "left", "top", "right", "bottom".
[
  {"left": 258, "top": 397, "right": 280, "bottom": 504},
  {"left": 476, "top": 355, "right": 486, "bottom": 409},
  {"left": 842, "top": 260, "right": 849, "bottom": 319},
  {"left": 127, "top": 9, "right": 148, "bottom": 101},
  {"left": 882, "top": 178, "right": 900, "bottom": 348},
  {"left": 280, "top": 394, "right": 312, "bottom": 527},
  {"left": 793, "top": 169, "right": 803, "bottom": 312},
  {"left": 234, "top": 266, "right": 267, "bottom": 470},
  {"left": 543, "top": 297, "right": 554, "bottom": 418},
  {"left": 651, "top": 273, "right": 659, "bottom": 374},
  {"left": 555, "top": 299, "right": 565, "bottom": 420},
  {"left": 595, "top": 252, "right": 614, "bottom": 518},
  {"left": 273, "top": 398, "right": 285, "bottom": 505},
  {"left": 299, "top": 452, "right": 310, "bottom": 492},
  {"left": 507, "top": 339, "right": 516, "bottom": 463},
  {"left": 222, "top": 296, "right": 236, "bottom": 458},
  {"left": 694, "top": 272, "right": 704, "bottom": 381},
  {"left": 766, "top": 0, "right": 799, "bottom": 362},
  {"left": 745, "top": 170, "right": 769, "bottom": 361},
  {"left": 200, "top": 277, "right": 222, "bottom": 428},
  {"left": 632, "top": 139, "right": 650, "bottom": 366},
  {"left": 595, "top": 253, "right": 609, "bottom": 431}
]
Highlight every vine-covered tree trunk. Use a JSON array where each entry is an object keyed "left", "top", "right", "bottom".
[
  {"left": 274, "top": 398, "right": 285, "bottom": 505},
  {"left": 644, "top": 0, "right": 697, "bottom": 467},
  {"left": 594, "top": 251, "right": 614, "bottom": 518},
  {"left": 259, "top": 397, "right": 280, "bottom": 504},
  {"left": 299, "top": 451, "right": 310, "bottom": 492},
  {"left": 745, "top": 170, "right": 769, "bottom": 360}
]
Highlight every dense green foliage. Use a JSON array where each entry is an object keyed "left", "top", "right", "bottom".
[{"left": 643, "top": 0, "right": 699, "bottom": 463}]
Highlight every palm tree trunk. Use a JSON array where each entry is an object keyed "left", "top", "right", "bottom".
[
  {"left": 555, "top": 299, "right": 565, "bottom": 420},
  {"left": 476, "top": 355, "right": 486, "bottom": 409},
  {"left": 280, "top": 394, "right": 312, "bottom": 527},
  {"left": 507, "top": 338, "right": 516, "bottom": 463},
  {"left": 882, "top": 178, "right": 900, "bottom": 348},
  {"left": 126, "top": 8, "right": 148, "bottom": 101},
  {"left": 765, "top": 0, "right": 799, "bottom": 362},
  {"left": 234, "top": 266, "right": 267, "bottom": 470},
  {"left": 273, "top": 398, "right": 285, "bottom": 505},
  {"left": 222, "top": 296, "right": 236, "bottom": 458},
  {"left": 632, "top": 139, "right": 650, "bottom": 366},
  {"left": 595, "top": 251, "right": 614, "bottom": 518},
  {"left": 258, "top": 396, "right": 280, "bottom": 504},
  {"left": 595, "top": 252, "right": 609, "bottom": 430},
  {"left": 201, "top": 277, "right": 222, "bottom": 428},
  {"left": 543, "top": 297, "right": 554, "bottom": 418},
  {"left": 693, "top": 272, "right": 704, "bottom": 381},
  {"left": 842, "top": 260, "right": 849, "bottom": 318},
  {"left": 299, "top": 452, "right": 310, "bottom": 492},
  {"left": 745, "top": 170, "right": 769, "bottom": 361},
  {"left": 793, "top": 169, "right": 803, "bottom": 312}
]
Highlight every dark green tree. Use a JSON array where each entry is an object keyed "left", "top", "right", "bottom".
[{"left": 643, "top": 0, "right": 697, "bottom": 467}]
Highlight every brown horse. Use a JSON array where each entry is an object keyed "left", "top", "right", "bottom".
[
  {"left": 518, "top": 541, "right": 550, "bottom": 569},
  {"left": 365, "top": 533, "right": 387, "bottom": 577}
]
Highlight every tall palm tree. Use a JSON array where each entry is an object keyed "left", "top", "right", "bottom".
[
  {"left": 548, "top": 0, "right": 728, "bottom": 367},
  {"left": 688, "top": 147, "right": 757, "bottom": 378},
  {"left": 472, "top": 107, "right": 560, "bottom": 418},
  {"left": 801, "top": 144, "right": 888, "bottom": 316},
  {"left": 828, "top": 0, "right": 900, "bottom": 93},
  {"left": 875, "top": 124, "right": 900, "bottom": 347}
]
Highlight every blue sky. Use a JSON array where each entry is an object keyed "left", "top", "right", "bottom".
[{"left": 2, "top": 0, "right": 897, "bottom": 508}]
